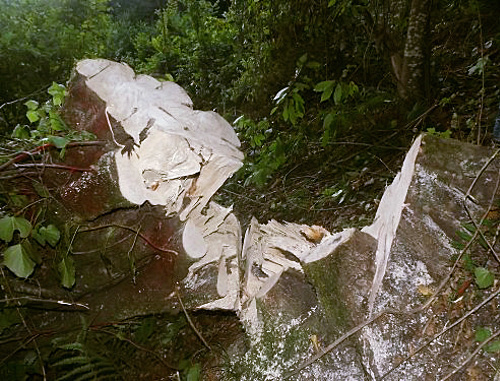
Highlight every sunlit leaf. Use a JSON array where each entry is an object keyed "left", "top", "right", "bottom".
[
  {"left": 24, "top": 100, "right": 39, "bottom": 110},
  {"left": 26, "top": 110, "right": 40, "bottom": 123},
  {"left": 3, "top": 243, "right": 36, "bottom": 278},
  {"left": 273, "top": 86, "right": 289, "bottom": 104}
]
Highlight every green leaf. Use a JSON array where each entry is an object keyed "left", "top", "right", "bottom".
[
  {"left": 485, "top": 340, "right": 500, "bottom": 353},
  {"left": 0, "top": 216, "right": 14, "bottom": 242},
  {"left": 456, "top": 229, "right": 473, "bottom": 242},
  {"left": 48, "top": 82, "right": 66, "bottom": 106},
  {"left": 33, "top": 224, "right": 60, "bottom": 247},
  {"left": 333, "top": 83, "right": 343, "bottom": 105},
  {"left": 24, "top": 100, "right": 39, "bottom": 111},
  {"left": 14, "top": 217, "right": 31, "bottom": 238},
  {"left": 474, "top": 267, "right": 494, "bottom": 289},
  {"left": 11, "top": 124, "right": 31, "bottom": 139},
  {"left": 314, "top": 80, "right": 335, "bottom": 102},
  {"left": 48, "top": 136, "right": 69, "bottom": 149},
  {"left": 475, "top": 327, "right": 492, "bottom": 342},
  {"left": 44, "top": 225, "right": 61, "bottom": 247},
  {"left": 323, "top": 112, "right": 335, "bottom": 131},
  {"left": 186, "top": 363, "right": 201, "bottom": 381},
  {"left": 58, "top": 256, "right": 75, "bottom": 289},
  {"left": 26, "top": 110, "right": 40, "bottom": 123},
  {"left": 3, "top": 243, "right": 36, "bottom": 278},
  {"left": 461, "top": 222, "right": 476, "bottom": 233},
  {"left": 292, "top": 93, "right": 305, "bottom": 115},
  {"left": 0, "top": 216, "right": 32, "bottom": 243}
]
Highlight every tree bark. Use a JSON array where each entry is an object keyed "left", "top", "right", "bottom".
[{"left": 398, "top": 0, "right": 431, "bottom": 102}]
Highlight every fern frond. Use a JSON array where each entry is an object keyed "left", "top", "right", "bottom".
[
  {"left": 56, "top": 362, "right": 97, "bottom": 381},
  {"left": 52, "top": 355, "right": 89, "bottom": 367},
  {"left": 58, "top": 342, "right": 85, "bottom": 352}
]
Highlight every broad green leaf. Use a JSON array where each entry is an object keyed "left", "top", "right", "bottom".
[
  {"left": 11, "top": 124, "right": 31, "bottom": 139},
  {"left": 282, "top": 100, "right": 290, "bottom": 122},
  {"left": 48, "top": 82, "right": 66, "bottom": 107},
  {"left": 32, "top": 227, "right": 45, "bottom": 246},
  {"left": 333, "top": 83, "right": 343, "bottom": 105},
  {"left": 475, "top": 267, "right": 494, "bottom": 289},
  {"left": 43, "top": 225, "right": 61, "bottom": 247},
  {"left": 292, "top": 93, "right": 305, "bottom": 115},
  {"left": 3, "top": 243, "right": 36, "bottom": 278},
  {"left": 186, "top": 363, "right": 201, "bottom": 381},
  {"left": 323, "top": 112, "right": 335, "bottom": 130},
  {"left": 13, "top": 217, "right": 31, "bottom": 238},
  {"left": 26, "top": 110, "right": 40, "bottom": 123},
  {"left": 0, "top": 216, "right": 14, "bottom": 242},
  {"left": 475, "top": 327, "right": 492, "bottom": 342},
  {"left": 314, "top": 80, "right": 335, "bottom": 102},
  {"left": 58, "top": 256, "right": 75, "bottom": 289},
  {"left": 24, "top": 100, "right": 39, "bottom": 110},
  {"left": 48, "top": 136, "right": 69, "bottom": 149},
  {"left": 0, "top": 216, "right": 31, "bottom": 242}
]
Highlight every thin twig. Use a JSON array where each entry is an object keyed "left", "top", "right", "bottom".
[
  {"left": 95, "top": 328, "right": 179, "bottom": 371},
  {"left": 174, "top": 284, "right": 212, "bottom": 351},
  {"left": 464, "top": 167, "right": 500, "bottom": 263},
  {"left": 14, "top": 163, "right": 94, "bottom": 172},
  {"left": 380, "top": 286, "right": 500, "bottom": 379},
  {"left": 79, "top": 224, "right": 178, "bottom": 256},
  {"left": 0, "top": 85, "right": 49, "bottom": 111},
  {"left": 442, "top": 327, "right": 500, "bottom": 380}
]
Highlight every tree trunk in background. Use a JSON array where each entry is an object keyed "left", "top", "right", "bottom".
[
  {"left": 397, "top": 0, "right": 431, "bottom": 102},
  {"left": 368, "top": 0, "right": 432, "bottom": 104}
]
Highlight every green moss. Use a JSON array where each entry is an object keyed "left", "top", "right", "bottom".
[
  {"left": 224, "top": 300, "right": 313, "bottom": 380},
  {"left": 303, "top": 256, "right": 350, "bottom": 332}
]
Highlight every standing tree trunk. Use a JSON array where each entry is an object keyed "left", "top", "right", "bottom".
[
  {"left": 367, "top": 0, "right": 432, "bottom": 104},
  {"left": 397, "top": 0, "right": 431, "bottom": 102}
]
